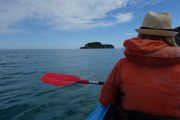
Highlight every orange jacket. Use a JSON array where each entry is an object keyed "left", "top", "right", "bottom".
[{"left": 100, "top": 38, "right": 180, "bottom": 118}]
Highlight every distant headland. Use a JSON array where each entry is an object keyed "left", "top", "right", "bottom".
[
  {"left": 173, "top": 26, "right": 180, "bottom": 46},
  {"left": 80, "top": 42, "right": 114, "bottom": 49}
]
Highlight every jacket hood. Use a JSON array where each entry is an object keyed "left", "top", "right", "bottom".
[{"left": 124, "top": 38, "right": 180, "bottom": 66}]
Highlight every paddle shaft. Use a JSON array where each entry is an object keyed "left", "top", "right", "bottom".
[{"left": 79, "top": 80, "right": 104, "bottom": 85}]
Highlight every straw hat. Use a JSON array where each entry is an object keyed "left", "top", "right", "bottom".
[{"left": 136, "top": 11, "right": 178, "bottom": 37}]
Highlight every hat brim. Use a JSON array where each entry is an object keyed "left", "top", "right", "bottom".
[{"left": 136, "top": 29, "right": 178, "bottom": 37}]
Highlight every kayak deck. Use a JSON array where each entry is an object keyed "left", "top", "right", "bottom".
[{"left": 87, "top": 104, "right": 113, "bottom": 120}]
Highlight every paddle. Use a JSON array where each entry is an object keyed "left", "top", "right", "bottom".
[{"left": 41, "top": 72, "right": 104, "bottom": 86}]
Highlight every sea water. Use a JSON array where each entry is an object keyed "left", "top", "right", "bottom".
[{"left": 0, "top": 49, "right": 124, "bottom": 120}]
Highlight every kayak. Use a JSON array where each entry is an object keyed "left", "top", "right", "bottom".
[
  {"left": 87, "top": 106, "right": 180, "bottom": 120},
  {"left": 86, "top": 104, "right": 112, "bottom": 120}
]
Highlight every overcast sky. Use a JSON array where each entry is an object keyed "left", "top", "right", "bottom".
[{"left": 0, "top": 0, "right": 179, "bottom": 49}]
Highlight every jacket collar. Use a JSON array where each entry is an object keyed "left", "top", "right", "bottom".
[{"left": 124, "top": 38, "right": 180, "bottom": 66}]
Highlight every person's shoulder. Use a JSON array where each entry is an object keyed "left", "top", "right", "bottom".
[{"left": 116, "top": 58, "right": 127, "bottom": 67}]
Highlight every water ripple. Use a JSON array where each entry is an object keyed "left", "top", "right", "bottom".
[{"left": 0, "top": 62, "right": 17, "bottom": 66}]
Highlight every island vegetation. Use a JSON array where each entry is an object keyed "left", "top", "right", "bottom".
[{"left": 80, "top": 42, "right": 114, "bottom": 49}]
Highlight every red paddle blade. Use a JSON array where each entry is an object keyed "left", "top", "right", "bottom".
[{"left": 41, "top": 72, "right": 81, "bottom": 86}]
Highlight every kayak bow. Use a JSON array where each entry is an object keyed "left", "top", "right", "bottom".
[{"left": 87, "top": 104, "right": 112, "bottom": 120}]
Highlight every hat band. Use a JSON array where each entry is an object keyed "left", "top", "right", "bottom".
[{"left": 140, "top": 27, "right": 173, "bottom": 31}]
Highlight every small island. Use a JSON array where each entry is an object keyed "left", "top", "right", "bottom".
[
  {"left": 80, "top": 42, "right": 114, "bottom": 49},
  {"left": 173, "top": 26, "right": 180, "bottom": 46}
]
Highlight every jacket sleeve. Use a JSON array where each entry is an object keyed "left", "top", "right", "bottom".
[{"left": 100, "top": 59, "right": 123, "bottom": 106}]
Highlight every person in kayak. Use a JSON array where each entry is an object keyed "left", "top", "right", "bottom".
[{"left": 100, "top": 11, "right": 180, "bottom": 120}]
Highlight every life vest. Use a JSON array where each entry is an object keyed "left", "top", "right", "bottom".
[{"left": 100, "top": 38, "right": 180, "bottom": 118}]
